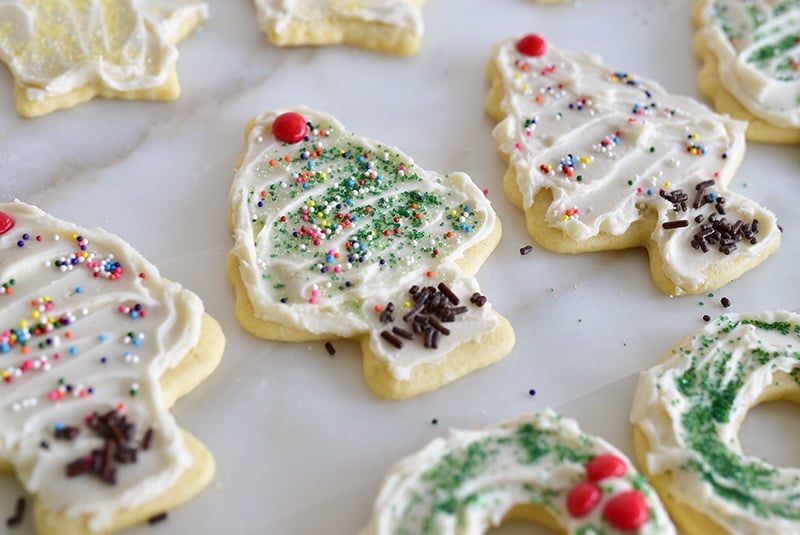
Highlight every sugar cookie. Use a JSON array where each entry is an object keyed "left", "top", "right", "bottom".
[
  {"left": 251, "top": 0, "right": 425, "bottom": 55},
  {"left": 0, "top": 0, "right": 208, "bottom": 118},
  {"left": 487, "top": 34, "right": 781, "bottom": 296},
  {"left": 0, "top": 201, "right": 224, "bottom": 534},
  {"left": 363, "top": 410, "right": 675, "bottom": 534},
  {"left": 693, "top": 0, "right": 800, "bottom": 144},
  {"left": 228, "top": 107, "right": 513, "bottom": 399},
  {"left": 631, "top": 310, "right": 800, "bottom": 534}
]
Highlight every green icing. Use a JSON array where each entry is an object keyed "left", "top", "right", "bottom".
[{"left": 671, "top": 316, "right": 800, "bottom": 519}]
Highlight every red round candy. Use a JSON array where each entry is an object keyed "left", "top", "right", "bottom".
[
  {"left": 272, "top": 112, "right": 308, "bottom": 144},
  {"left": 0, "top": 212, "right": 14, "bottom": 235},
  {"left": 566, "top": 481, "right": 601, "bottom": 518},
  {"left": 516, "top": 34, "right": 547, "bottom": 57},
  {"left": 586, "top": 454, "right": 627, "bottom": 481},
  {"left": 603, "top": 490, "right": 649, "bottom": 531}
]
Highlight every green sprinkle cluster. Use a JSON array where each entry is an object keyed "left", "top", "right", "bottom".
[
  {"left": 246, "top": 122, "right": 484, "bottom": 305},
  {"left": 672, "top": 316, "right": 800, "bottom": 519}
]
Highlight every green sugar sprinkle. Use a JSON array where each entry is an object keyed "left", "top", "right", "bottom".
[
  {"left": 246, "top": 123, "right": 486, "bottom": 305},
  {"left": 390, "top": 417, "right": 650, "bottom": 534},
  {"left": 671, "top": 316, "right": 800, "bottom": 519}
]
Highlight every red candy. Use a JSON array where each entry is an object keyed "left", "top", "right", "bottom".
[
  {"left": 516, "top": 34, "right": 547, "bottom": 57},
  {"left": 566, "top": 481, "right": 601, "bottom": 518},
  {"left": 586, "top": 454, "right": 627, "bottom": 481},
  {"left": 272, "top": 112, "right": 308, "bottom": 144},
  {"left": 603, "top": 490, "right": 649, "bottom": 531},
  {"left": 0, "top": 212, "right": 14, "bottom": 235}
]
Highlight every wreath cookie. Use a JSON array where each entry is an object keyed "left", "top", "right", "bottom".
[
  {"left": 693, "top": 0, "right": 800, "bottom": 144},
  {"left": 487, "top": 34, "right": 782, "bottom": 296},
  {"left": 363, "top": 410, "right": 675, "bottom": 534},
  {"left": 251, "top": 0, "right": 426, "bottom": 55},
  {"left": 0, "top": 0, "right": 208, "bottom": 117},
  {"left": 632, "top": 311, "right": 800, "bottom": 534},
  {"left": 0, "top": 201, "right": 224, "bottom": 534},
  {"left": 228, "top": 107, "right": 514, "bottom": 400}
]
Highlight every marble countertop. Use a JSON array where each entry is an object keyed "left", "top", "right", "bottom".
[{"left": 1, "top": 0, "right": 799, "bottom": 533}]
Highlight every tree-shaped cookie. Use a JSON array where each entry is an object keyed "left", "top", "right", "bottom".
[
  {"left": 228, "top": 108, "right": 514, "bottom": 399},
  {"left": 0, "top": 201, "right": 224, "bottom": 534},
  {"left": 487, "top": 34, "right": 781, "bottom": 296},
  {"left": 693, "top": 0, "right": 800, "bottom": 144},
  {"left": 0, "top": 0, "right": 208, "bottom": 117},
  {"left": 251, "top": 0, "right": 426, "bottom": 55}
]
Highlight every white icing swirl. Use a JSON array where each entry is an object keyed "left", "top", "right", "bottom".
[
  {"left": 0, "top": 201, "right": 202, "bottom": 531},
  {"left": 697, "top": 0, "right": 800, "bottom": 128},
  {"left": 0, "top": 0, "right": 209, "bottom": 101},
  {"left": 253, "top": 0, "right": 423, "bottom": 35},
  {"left": 229, "top": 107, "right": 500, "bottom": 380},
  {"left": 362, "top": 409, "right": 675, "bottom": 535},
  {"left": 490, "top": 36, "right": 781, "bottom": 294},
  {"left": 631, "top": 310, "right": 800, "bottom": 533}
]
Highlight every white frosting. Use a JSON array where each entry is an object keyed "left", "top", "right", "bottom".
[
  {"left": 490, "top": 36, "right": 781, "bottom": 294},
  {"left": 0, "top": 201, "right": 202, "bottom": 531},
  {"left": 631, "top": 310, "right": 800, "bottom": 533},
  {"left": 253, "top": 0, "right": 423, "bottom": 35},
  {"left": 362, "top": 410, "right": 675, "bottom": 535},
  {"left": 697, "top": 0, "right": 800, "bottom": 128},
  {"left": 229, "top": 107, "right": 500, "bottom": 380},
  {"left": 0, "top": 0, "right": 209, "bottom": 101}
]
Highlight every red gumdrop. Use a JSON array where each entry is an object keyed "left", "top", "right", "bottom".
[
  {"left": 566, "top": 481, "right": 601, "bottom": 518},
  {"left": 272, "top": 112, "right": 308, "bottom": 144},
  {"left": 603, "top": 490, "right": 649, "bottom": 531},
  {"left": 516, "top": 34, "right": 547, "bottom": 57},
  {"left": 0, "top": 212, "right": 14, "bottom": 235},
  {"left": 586, "top": 454, "right": 627, "bottom": 481}
]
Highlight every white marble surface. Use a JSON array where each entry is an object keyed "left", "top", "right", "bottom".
[{"left": 1, "top": 0, "right": 799, "bottom": 533}]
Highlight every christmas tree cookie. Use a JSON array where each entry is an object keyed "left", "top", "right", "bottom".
[
  {"left": 0, "top": 0, "right": 208, "bottom": 117},
  {"left": 487, "top": 34, "right": 781, "bottom": 296},
  {"left": 251, "top": 0, "right": 426, "bottom": 55},
  {"left": 0, "top": 201, "right": 224, "bottom": 534},
  {"left": 228, "top": 107, "right": 514, "bottom": 399}
]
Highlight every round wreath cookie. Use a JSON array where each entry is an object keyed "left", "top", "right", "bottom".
[
  {"left": 0, "top": 0, "right": 208, "bottom": 118},
  {"left": 486, "top": 33, "right": 782, "bottom": 296},
  {"left": 362, "top": 410, "right": 675, "bottom": 534},
  {"left": 0, "top": 201, "right": 224, "bottom": 534},
  {"left": 228, "top": 107, "right": 513, "bottom": 400},
  {"left": 631, "top": 310, "right": 800, "bottom": 534},
  {"left": 693, "top": 0, "right": 800, "bottom": 144}
]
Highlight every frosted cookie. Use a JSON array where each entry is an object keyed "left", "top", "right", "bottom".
[
  {"left": 631, "top": 311, "right": 800, "bottom": 534},
  {"left": 228, "top": 107, "right": 514, "bottom": 400},
  {"left": 0, "top": 201, "right": 224, "bottom": 534},
  {"left": 693, "top": 0, "right": 800, "bottom": 144},
  {"left": 252, "top": 0, "right": 425, "bottom": 55},
  {"left": 487, "top": 34, "right": 782, "bottom": 296},
  {"left": 0, "top": 0, "right": 209, "bottom": 118},
  {"left": 362, "top": 410, "right": 675, "bottom": 534}
]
